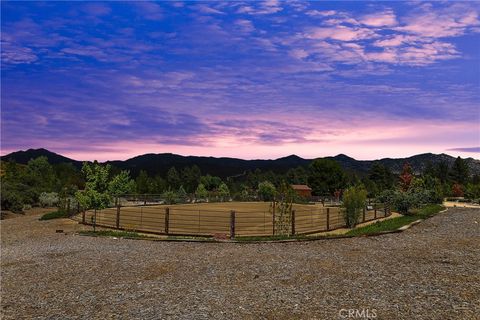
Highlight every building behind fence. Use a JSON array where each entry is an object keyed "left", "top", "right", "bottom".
[{"left": 80, "top": 201, "right": 390, "bottom": 238}]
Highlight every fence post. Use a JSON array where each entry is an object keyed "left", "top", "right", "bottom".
[
  {"left": 326, "top": 208, "right": 330, "bottom": 231},
  {"left": 363, "top": 207, "right": 366, "bottom": 222},
  {"left": 116, "top": 202, "right": 121, "bottom": 229},
  {"left": 144, "top": 194, "right": 147, "bottom": 206},
  {"left": 165, "top": 207, "right": 170, "bottom": 234},
  {"left": 230, "top": 210, "right": 235, "bottom": 239},
  {"left": 374, "top": 203, "right": 377, "bottom": 219},
  {"left": 272, "top": 201, "right": 276, "bottom": 235},
  {"left": 93, "top": 209, "right": 97, "bottom": 232},
  {"left": 291, "top": 210, "right": 296, "bottom": 235}
]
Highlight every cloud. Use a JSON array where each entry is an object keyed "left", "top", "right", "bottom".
[
  {"left": 306, "top": 26, "right": 376, "bottom": 41},
  {"left": 81, "top": 3, "right": 111, "bottom": 16},
  {"left": 195, "top": 4, "right": 225, "bottom": 15},
  {"left": 132, "top": 2, "right": 163, "bottom": 20},
  {"left": 397, "top": 3, "right": 480, "bottom": 37},
  {"left": 447, "top": 147, "right": 480, "bottom": 153},
  {"left": 237, "top": 0, "right": 282, "bottom": 15},
  {"left": 306, "top": 10, "right": 336, "bottom": 17},
  {"left": 1, "top": 42, "right": 38, "bottom": 64},
  {"left": 234, "top": 19, "right": 255, "bottom": 33},
  {"left": 373, "top": 35, "right": 416, "bottom": 47},
  {"left": 289, "top": 49, "right": 309, "bottom": 60},
  {"left": 360, "top": 10, "right": 397, "bottom": 27}
]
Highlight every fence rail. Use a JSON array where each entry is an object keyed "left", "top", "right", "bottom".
[{"left": 80, "top": 202, "right": 391, "bottom": 238}]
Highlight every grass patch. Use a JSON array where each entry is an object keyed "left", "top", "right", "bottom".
[
  {"left": 166, "top": 235, "right": 214, "bottom": 242},
  {"left": 78, "top": 230, "right": 153, "bottom": 239},
  {"left": 235, "top": 233, "right": 347, "bottom": 242},
  {"left": 39, "top": 210, "right": 70, "bottom": 221},
  {"left": 235, "top": 234, "right": 310, "bottom": 242},
  {"left": 414, "top": 204, "right": 445, "bottom": 218},
  {"left": 346, "top": 204, "right": 445, "bottom": 237}
]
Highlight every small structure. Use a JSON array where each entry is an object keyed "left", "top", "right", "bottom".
[{"left": 291, "top": 184, "right": 312, "bottom": 198}]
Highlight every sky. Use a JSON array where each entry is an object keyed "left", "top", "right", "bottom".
[{"left": 1, "top": 1, "right": 480, "bottom": 161}]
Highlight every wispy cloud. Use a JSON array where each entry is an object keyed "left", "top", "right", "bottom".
[{"left": 447, "top": 147, "right": 480, "bottom": 153}]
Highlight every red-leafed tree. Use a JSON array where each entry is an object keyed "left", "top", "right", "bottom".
[
  {"left": 399, "top": 162, "right": 413, "bottom": 191},
  {"left": 334, "top": 189, "right": 342, "bottom": 202},
  {"left": 452, "top": 183, "right": 464, "bottom": 197}
]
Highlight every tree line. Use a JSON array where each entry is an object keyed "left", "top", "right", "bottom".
[{"left": 1, "top": 155, "right": 478, "bottom": 213}]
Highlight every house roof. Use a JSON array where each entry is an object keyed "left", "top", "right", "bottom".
[{"left": 291, "top": 184, "right": 312, "bottom": 191}]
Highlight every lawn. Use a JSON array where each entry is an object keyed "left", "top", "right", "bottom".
[{"left": 346, "top": 204, "right": 445, "bottom": 237}]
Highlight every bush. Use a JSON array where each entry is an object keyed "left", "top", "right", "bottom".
[
  {"left": 392, "top": 190, "right": 418, "bottom": 215},
  {"left": 2, "top": 190, "right": 24, "bottom": 213},
  {"left": 39, "top": 192, "right": 59, "bottom": 207},
  {"left": 464, "top": 183, "right": 480, "bottom": 201},
  {"left": 258, "top": 181, "right": 276, "bottom": 201},
  {"left": 195, "top": 183, "right": 208, "bottom": 200},
  {"left": 218, "top": 183, "right": 230, "bottom": 202},
  {"left": 39, "top": 210, "right": 70, "bottom": 220},
  {"left": 342, "top": 185, "right": 367, "bottom": 228},
  {"left": 162, "top": 189, "right": 177, "bottom": 205}
]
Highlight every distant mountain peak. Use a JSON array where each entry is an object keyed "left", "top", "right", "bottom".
[
  {"left": 277, "top": 154, "right": 303, "bottom": 160},
  {"left": 333, "top": 154, "right": 356, "bottom": 161}
]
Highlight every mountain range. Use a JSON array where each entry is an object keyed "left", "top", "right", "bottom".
[{"left": 2, "top": 148, "right": 479, "bottom": 178}]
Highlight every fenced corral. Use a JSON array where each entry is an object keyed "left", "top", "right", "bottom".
[{"left": 80, "top": 202, "right": 391, "bottom": 238}]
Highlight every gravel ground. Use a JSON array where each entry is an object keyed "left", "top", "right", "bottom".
[{"left": 1, "top": 208, "right": 479, "bottom": 319}]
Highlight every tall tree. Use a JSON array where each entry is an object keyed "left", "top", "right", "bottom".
[
  {"left": 307, "top": 159, "right": 346, "bottom": 196},
  {"left": 369, "top": 163, "right": 394, "bottom": 191},
  {"left": 449, "top": 157, "right": 469, "bottom": 185},
  {"left": 75, "top": 161, "right": 111, "bottom": 210},
  {"left": 25, "top": 156, "right": 57, "bottom": 193},
  {"left": 167, "top": 167, "right": 181, "bottom": 190},
  {"left": 108, "top": 170, "right": 135, "bottom": 196},
  {"left": 399, "top": 162, "right": 413, "bottom": 191},
  {"left": 181, "top": 165, "right": 201, "bottom": 193},
  {"left": 135, "top": 170, "right": 151, "bottom": 194}
]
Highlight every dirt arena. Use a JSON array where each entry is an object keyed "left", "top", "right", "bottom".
[{"left": 84, "top": 202, "right": 384, "bottom": 237}]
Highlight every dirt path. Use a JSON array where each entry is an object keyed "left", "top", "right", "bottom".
[{"left": 1, "top": 208, "right": 479, "bottom": 319}]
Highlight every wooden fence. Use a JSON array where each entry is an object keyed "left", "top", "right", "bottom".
[{"left": 80, "top": 203, "right": 390, "bottom": 238}]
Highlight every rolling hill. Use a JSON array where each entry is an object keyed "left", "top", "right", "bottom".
[{"left": 2, "top": 148, "right": 479, "bottom": 178}]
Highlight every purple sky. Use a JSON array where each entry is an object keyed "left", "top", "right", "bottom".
[{"left": 2, "top": 1, "right": 480, "bottom": 161}]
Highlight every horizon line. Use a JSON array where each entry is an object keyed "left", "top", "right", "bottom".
[{"left": 1, "top": 147, "right": 478, "bottom": 163}]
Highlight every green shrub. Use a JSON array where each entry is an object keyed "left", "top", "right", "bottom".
[
  {"left": 391, "top": 190, "right": 418, "bottom": 215},
  {"left": 2, "top": 190, "right": 25, "bottom": 213},
  {"left": 162, "top": 189, "right": 177, "bottom": 205},
  {"left": 39, "top": 210, "right": 70, "bottom": 220},
  {"left": 258, "top": 181, "right": 276, "bottom": 201},
  {"left": 218, "top": 182, "right": 230, "bottom": 202},
  {"left": 39, "top": 192, "right": 59, "bottom": 207},
  {"left": 342, "top": 185, "right": 367, "bottom": 228},
  {"left": 195, "top": 183, "right": 208, "bottom": 200}
]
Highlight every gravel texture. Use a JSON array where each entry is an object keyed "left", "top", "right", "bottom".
[{"left": 1, "top": 208, "right": 479, "bottom": 319}]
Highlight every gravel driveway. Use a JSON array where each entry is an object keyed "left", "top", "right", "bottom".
[{"left": 1, "top": 208, "right": 479, "bottom": 319}]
